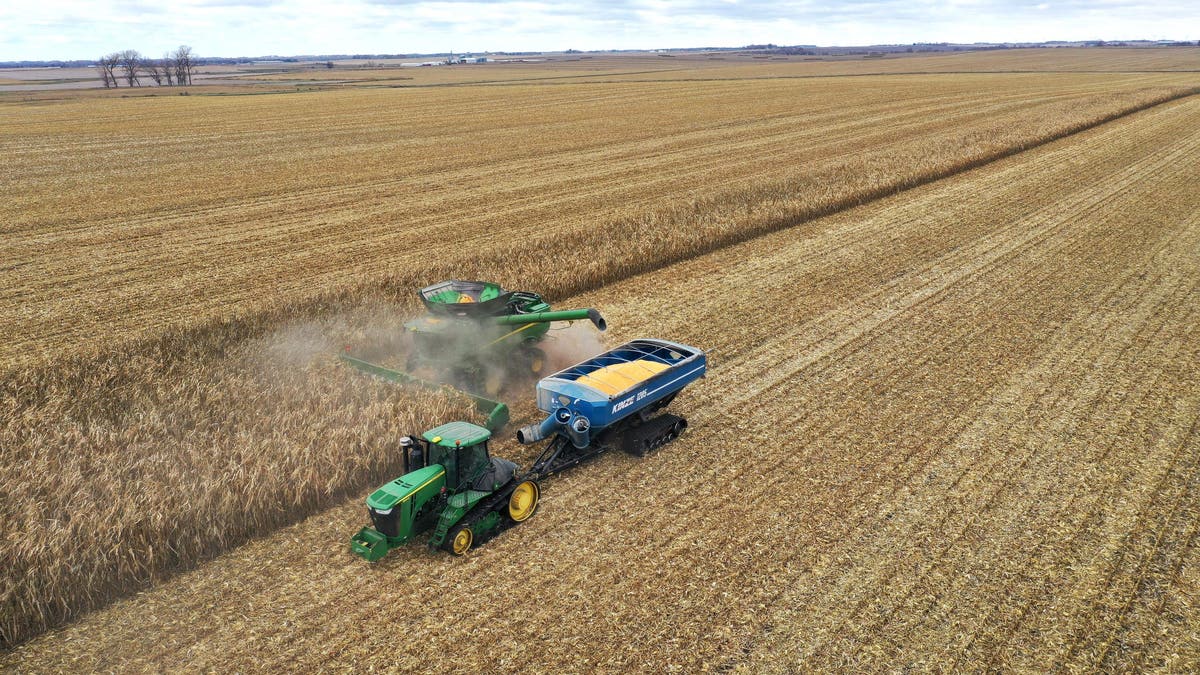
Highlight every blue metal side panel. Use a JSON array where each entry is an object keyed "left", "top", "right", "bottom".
[{"left": 534, "top": 338, "right": 706, "bottom": 431}]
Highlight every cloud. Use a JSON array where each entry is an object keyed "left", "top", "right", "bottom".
[{"left": 1, "top": 0, "right": 1196, "bottom": 61}]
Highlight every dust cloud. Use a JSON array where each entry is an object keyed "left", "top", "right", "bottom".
[
  {"left": 540, "top": 321, "right": 608, "bottom": 374},
  {"left": 248, "top": 303, "right": 416, "bottom": 378},
  {"left": 247, "top": 304, "right": 608, "bottom": 403}
]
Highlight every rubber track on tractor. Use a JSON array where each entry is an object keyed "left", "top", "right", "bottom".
[
  {"left": 440, "top": 412, "right": 687, "bottom": 552},
  {"left": 439, "top": 481, "right": 523, "bottom": 552}
]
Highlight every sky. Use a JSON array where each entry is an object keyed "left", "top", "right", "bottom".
[{"left": 1, "top": 0, "right": 1196, "bottom": 62}]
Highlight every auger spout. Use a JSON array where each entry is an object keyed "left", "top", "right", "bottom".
[{"left": 492, "top": 308, "right": 606, "bottom": 332}]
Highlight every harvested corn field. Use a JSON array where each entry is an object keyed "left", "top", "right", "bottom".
[
  {"left": 6, "top": 53, "right": 1200, "bottom": 647},
  {"left": 3, "top": 70, "right": 1198, "bottom": 371},
  {"left": 5, "top": 59, "right": 1199, "bottom": 671}
]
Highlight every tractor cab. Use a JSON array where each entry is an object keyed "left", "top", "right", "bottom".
[
  {"left": 422, "top": 421, "right": 494, "bottom": 493},
  {"left": 413, "top": 420, "right": 519, "bottom": 494}
]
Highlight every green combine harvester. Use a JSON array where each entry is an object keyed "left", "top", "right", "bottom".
[
  {"left": 405, "top": 280, "right": 607, "bottom": 396},
  {"left": 341, "top": 279, "right": 607, "bottom": 432}
]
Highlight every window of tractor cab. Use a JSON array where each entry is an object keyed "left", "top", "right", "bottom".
[
  {"left": 439, "top": 448, "right": 458, "bottom": 488},
  {"left": 460, "top": 442, "right": 490, "bottom": 487}
]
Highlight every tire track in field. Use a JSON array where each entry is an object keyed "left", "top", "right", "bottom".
[
  {"left": 973, "top": 220, "right": 1200, "bottom": 671},
  {"left": 1055, "top": 395, "right": 1200, "bottom": 670},
  {"left": 907, "top": 260, "right": 1198, "bottom": 669},
  {"left": 729, "top": 111, "right": 1200, "bottom": 667},
  {"left": 1106, "top": 423, "right": 1200, "bottom": 671},
  {"left": 720, "top": 162, "right": 1194, "bottom": 668},
  {"left": 789, "top": 211, "right": 1163, "bottom": 660},
  {"left": 1053, "top": 302, "right": 1200, "bottom": 669},
  {"left": 1122, "top": 422, "right": 1200, "bottom": 672}
]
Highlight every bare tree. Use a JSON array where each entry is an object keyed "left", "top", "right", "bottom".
[
  {"left": 161, "top": 52, "right": 176, "bottom": 85},
  {"left": 144, "top": 59, "right": 164, "bottom": 86},
  {"left": 173, "top": 45, "right": 195, "bottom": 85},
  {"left": 118, "top": 49, "right": 142, "bottom": 87},
  {"left": 98, "top": 52, "right": 120, "bottom": 88}
]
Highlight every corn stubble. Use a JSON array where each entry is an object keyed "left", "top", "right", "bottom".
[
  {"left": 8, "top": 92, "right": 1198, "bottom": 672},
  {"left": 2, "top": 55, "right": 1199, "bottom": 659}
]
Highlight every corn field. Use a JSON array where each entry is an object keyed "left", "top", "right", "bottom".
[{"left": 2, "top": 51, "right": 1200, "bottom": 668}]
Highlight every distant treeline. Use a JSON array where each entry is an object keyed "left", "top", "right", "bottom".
[
  {"left": 3, "top": 41, "right": 1196, "bottom": 70},
  {"left": 746, "top": 41, "right": 1199, "bottom": 57},
  {"left": 0, "top": 59, "right": 95, "bottom": 68},
  {"left": 95, "top": 46, "right": 196, "bottom": 88},
  {"left": 0, "top": 51, "right": 555, "bottom": 70}
]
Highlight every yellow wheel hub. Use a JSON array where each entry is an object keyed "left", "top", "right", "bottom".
[
  {"left": 508, "top": 481, "right": 539, "bottom": 522},
  {"left": 451, "top": 527, "right": 473, "bottom": 555}
]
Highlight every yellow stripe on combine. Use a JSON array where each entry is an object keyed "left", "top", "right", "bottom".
[{"left": 575, "top": 360, "right": 669, "bottom": 396}]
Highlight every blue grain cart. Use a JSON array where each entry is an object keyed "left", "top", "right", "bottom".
[{"left": 517, "top": 338, "right": 706, "bottom": 475}]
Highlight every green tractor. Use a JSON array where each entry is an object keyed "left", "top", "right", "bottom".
[{"left": 349, "top": 421, "right": 540, "bottom": 560}]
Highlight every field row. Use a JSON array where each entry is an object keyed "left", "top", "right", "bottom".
[
  {"left": 6, "top": 92, "right": 1198, "bottom": 670},
  {"left": 2, "top": 71, "right": 1196, "bottom": 371}
]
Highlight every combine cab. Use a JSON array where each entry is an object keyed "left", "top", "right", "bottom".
[{"left": 350, "top": 338, "right": 707, "bottom": 560}]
